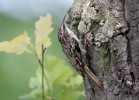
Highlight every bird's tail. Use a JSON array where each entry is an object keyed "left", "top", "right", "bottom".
[{"left": 84, "top": 66, "right": 104, "bottom": 90}]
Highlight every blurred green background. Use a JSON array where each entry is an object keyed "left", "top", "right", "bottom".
[{"left": 0, "top": 0, "right": 84, "bottom": 100}]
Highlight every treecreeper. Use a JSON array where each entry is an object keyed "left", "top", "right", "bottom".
[{"left": 58, "top": 14, "right": 103, "bottom": 90}]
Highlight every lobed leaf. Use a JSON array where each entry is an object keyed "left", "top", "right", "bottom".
[
  {"left": 0, "top": 31, "right": 31, "bottom": 54},
  {"left": 35, "top": 13, "right": 53, "bottom": 59}
]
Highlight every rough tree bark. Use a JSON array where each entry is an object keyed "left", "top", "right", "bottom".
[{"left": 66, "top": 0, "right": 139, "bottom": 100}]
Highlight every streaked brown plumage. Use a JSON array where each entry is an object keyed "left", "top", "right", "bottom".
[{"left": 58, "top": 15, "right": 103, "bottom": 90}]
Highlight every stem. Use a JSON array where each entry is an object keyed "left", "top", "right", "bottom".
[
  {"left": 35, "top": 44, "right": 50, "bottom": 100},
  {"left": 36, "top": 44, "right": 46, "bottom": 100},
  {"left": 42, "top": 59, "right": 44, "bottom": 100},
  {"left": 41, "top": 44, "right": 46, "bottom": 100}
]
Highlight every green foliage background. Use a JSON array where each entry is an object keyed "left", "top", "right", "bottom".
[{"left": 0, "top": 1, "right": 85, "bottom": 100}]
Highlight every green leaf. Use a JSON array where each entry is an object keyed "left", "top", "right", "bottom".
[
  {"left": 45, "top": 55, "right": 73, "bottom": 95},
  {"left": 53, "top": 69, "right": 73, "bottom": 89},
  {"left": 56, "top": 83, "right": 71, "bottom": 100},
  {"left": 70, "top": 75, "right": 83, "bottom": 88},
  {"left": 65, "top": 91, "right": 85, "bottom": 100},
  {"left": 20, "top": 89, "right": 41, "bottom": 99},
  {"left": 29, "top": 77, "right": 40, "bottom": 89},
  {"left": 0, "top": 31, "right": 31, "bottom": 54},
  {"left": 57, "top": 82, "right": 84, "bottom": 100},
  {"left": 35, "top": 13, "right": 53, "bottom": 59},
  {"left": 44, "top": 55, "right": 73, "bottom": 89},
  {"left": 29, "top": 67, "right": 50, "bottom": 91}
]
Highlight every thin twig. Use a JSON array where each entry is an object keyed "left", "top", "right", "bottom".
[
  {"left": 34, "top": 44, "right": 48, "bottom": 100},
  {"left": 41, "top": 44, "right": 46, "bottom": 100},
  {"left": 38, "top": 59, "right": 43, "bottom": 67}
]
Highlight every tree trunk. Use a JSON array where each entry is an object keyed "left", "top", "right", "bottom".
[{"left": 67, "top": 0, "right": 139, "bottom": 99}]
